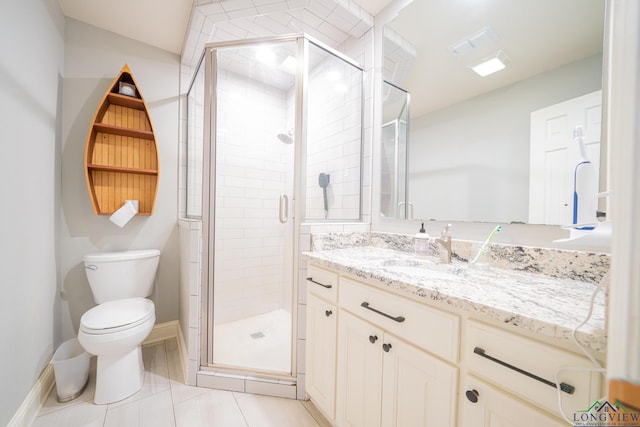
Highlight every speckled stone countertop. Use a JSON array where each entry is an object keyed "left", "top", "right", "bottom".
[{"left": 304, "top": 246, "right": 607, "bottom": 354}]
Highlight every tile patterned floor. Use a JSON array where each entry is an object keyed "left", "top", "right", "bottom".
[{"left": 32, "top": 339, "right": 330, "bottom": 427}]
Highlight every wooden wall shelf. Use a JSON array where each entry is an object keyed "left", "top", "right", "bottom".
[{"left": 84, "top": 64, "right": 159, "bottom": 216}]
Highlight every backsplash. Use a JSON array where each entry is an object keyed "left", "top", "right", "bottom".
[{"left": 310, "top": 231, "right": 610, "bottom": 285}]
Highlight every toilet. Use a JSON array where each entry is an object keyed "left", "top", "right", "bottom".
[{"left": 78, "top": 249, "right": 160, "bottom": 404}]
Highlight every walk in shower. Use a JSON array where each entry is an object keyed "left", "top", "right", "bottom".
[{"left": 186, "top": 35, "right": 363, "bottom": 380}]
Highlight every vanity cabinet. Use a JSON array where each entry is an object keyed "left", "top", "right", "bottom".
[
  {"left": 335, "top": 277, "right": 458, "bottom": 427},
  {"left": 304, "top": 261, "right": 603, "bottom": 427}
]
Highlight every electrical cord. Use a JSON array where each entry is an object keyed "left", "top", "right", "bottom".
[{"left": 555, "top": 270, "right": 609, "bottom": 425}]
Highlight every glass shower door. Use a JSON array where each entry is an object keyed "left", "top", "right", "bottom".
[{"left": 210, "top": 40, "right": 297, "bottom": 374}]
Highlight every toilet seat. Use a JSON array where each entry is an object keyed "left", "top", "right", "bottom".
[{"left": 80, "top": 297, "right": 155, "bottom": 335}]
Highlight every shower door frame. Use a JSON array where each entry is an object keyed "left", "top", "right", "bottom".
[
  {"left": 198, "top": 33, "right": 365, "bottom": 384},
  {"left": 199, "top": 34, "right": 307, "bottom": 381}
]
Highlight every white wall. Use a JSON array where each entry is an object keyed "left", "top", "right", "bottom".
[
  {"left": 59, "top": 19, "right": 180, "bottom": 340},
  {"left": 0, "top": 0, "right": 65, "bottom": 424}
]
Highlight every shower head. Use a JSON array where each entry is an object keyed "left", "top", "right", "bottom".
[
  {"left": 319, "top": 172, "right": 330, "bottom": 218},
  {"left": 277, "top": 131, "right": 294, "bottom": 144}
]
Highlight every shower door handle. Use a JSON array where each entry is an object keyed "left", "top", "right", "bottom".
[{"left": 279, "top": 194, "right": 289, "bottom": 223}]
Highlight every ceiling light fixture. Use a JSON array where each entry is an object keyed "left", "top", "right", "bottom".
[{"left": 471, "top": 50, "right": 511, "bottom": 77}]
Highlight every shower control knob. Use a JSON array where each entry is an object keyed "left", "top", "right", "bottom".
[
  {"left": 382, "top": 343, "right": 392, "bottom": 352},
  {"left": 369, "top": 335, "right": 378, "bottom": 343},
  {"left": 465, "top": 389, "right": 479, "bottom": 403},
  {"left": 325, "top": 310, "right": 332, "bottom": 317}
]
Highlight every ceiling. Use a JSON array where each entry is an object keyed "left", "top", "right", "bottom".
[
  {"left": 57, "top": 0, "right": 392, "bottom": 55},
  {"left": 56, "top": 0, "right": 601, "bottom": 118}
]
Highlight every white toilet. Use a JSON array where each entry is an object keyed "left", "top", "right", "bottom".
[{"left": 78, "top": 249, "right": 160, "bottom": 404}]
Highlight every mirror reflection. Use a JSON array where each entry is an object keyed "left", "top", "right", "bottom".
[
  {"left": 381, "top": 81, "right": 409, "bottom": 218},
  {"left": 381, "top": 0, "right": 605, "bottom": 224}
]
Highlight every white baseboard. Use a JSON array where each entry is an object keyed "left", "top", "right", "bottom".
[
  {"left": 144, "top": 320, "right": 189, "bottom": 383},
  {"left": 175, "top": 322, "right": 190, "bottom": 384},
  {"left": 144, "top": 320, "right": 181, "bottom": 345},
  {"left": 11, "top": 321, "right": 187, "bottom": 426},
  {"left": 7, "top": 363, "right": 55, "bottom": 427}
]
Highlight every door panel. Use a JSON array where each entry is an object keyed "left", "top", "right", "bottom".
[
  {"left": 210, "top": 41, "right": 298, "bottom": 374},
  {"left": 529, "top": 91, "right": 602, "bottom": 225},
  {"left": 336, "top": 311, "right": 383, "bottom": 427},
  {"left": 381, "top": 337, "right": 458, "bottom": 427}
]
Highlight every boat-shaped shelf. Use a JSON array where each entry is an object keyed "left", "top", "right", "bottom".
[{"left": 84, "top": 64, "right": 159, "bottom": 216}]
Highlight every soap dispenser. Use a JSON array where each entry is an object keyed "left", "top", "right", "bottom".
[
  {"left": 414, "top": 223, "right": 431, "bottom": 258},
  {"left": 437, "top": 224, "right": 452, "bottom": 264}
]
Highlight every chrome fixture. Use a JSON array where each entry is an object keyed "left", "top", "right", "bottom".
[
  {"left": 277, "top": 130, "right": 294, "bottom": 144},
  {"left": 436, "top": 224, "right": 452, "bottom": 264}
]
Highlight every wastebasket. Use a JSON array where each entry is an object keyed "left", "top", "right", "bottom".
[{"left": 52, "top": 338, "right": 90, "bottom": 403}]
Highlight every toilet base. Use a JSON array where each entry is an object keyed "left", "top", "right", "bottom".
[{"left": 94, "top": 346, "right": 144, "bottom": 404}]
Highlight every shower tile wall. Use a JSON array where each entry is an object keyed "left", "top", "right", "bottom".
[
  {"left": 214, "top": 69, "right": 292, "bottom": 324},
  {"left": 178, "top": 219, "right": 202, "bottom": 385},
  {"left": 305, "top": 51, "right": 362, "bottom": 221}
]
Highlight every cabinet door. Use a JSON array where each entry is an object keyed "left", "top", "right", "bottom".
[
  {"left": 461, "top": 376, "right": 566, "bottom": 427},
  {"left": 381, "top": 336, "right": 458, "bottom": 427},
  {"left": 306, "top": 293, "right": 338, "bottom": 419},
  {"left": 336, "top": 311, "right": 384, "bottom": 427}
]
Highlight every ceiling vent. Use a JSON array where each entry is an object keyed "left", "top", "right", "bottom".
[{"left": 448, "top": 26, "right": 497, "bottom": 56}]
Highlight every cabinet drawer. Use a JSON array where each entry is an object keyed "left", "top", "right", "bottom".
[
  {"left": 466, "top": 320, "right": 602, "bottom": 417},
  {"left": 306, "top": 264, "right": 338, "bottom": 303},
  {"left": 340, "top": 276, "right": 459, "bottom": 362},
  {"left": 461, "top": 375, "right": 566, "bottom": 427}
]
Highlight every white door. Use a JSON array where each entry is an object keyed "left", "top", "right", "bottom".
[
  {"left": 305, "top": 293, "right": 337, "bottom": 419},
  {"left": 381, "top": 335, "right": 458, "bottom": 427},
  {"left": 529, "top": 91, "right": 602, "bottom": 225},
  {"left": 335, "top": 311, "right": 383, "bottom": 427}
]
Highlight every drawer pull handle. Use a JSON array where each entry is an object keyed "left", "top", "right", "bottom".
[
  {"left": 360, "top": 302, "right": 406, "bottom": 323},
  {"left": 473, "top": 347, "right": 575, "bottom": 394},
  {"left": 369, "top": 335, "right": 378, "bottom": 344},
  {"left": 325, "top": 310, "right": 333, "bottom": 317},
  {"left": 383, "top": 343, "right": 392, "bottom": 352},
  {"left": 306, "top": 277, "right": 332, "bottom": 289}
]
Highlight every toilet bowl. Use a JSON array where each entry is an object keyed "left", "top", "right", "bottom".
[
  {"left": 78, "top": 298, "right": 155, "bottom": 404},
  {"left": 78, "top": 249, "right": 160, "bottom": 404}
]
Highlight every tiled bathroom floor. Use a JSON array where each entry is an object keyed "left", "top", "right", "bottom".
[{"left": 32, "top": 338, "right": 329, "bottom": 427}]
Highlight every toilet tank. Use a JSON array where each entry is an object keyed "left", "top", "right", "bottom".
[{"left": 83, "top": 249, "right": 160, "bottom": 304}]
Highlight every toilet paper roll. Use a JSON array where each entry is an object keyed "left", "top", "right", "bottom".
[{"left": 109, "top": 200, "right": 139, "bottom": 228}]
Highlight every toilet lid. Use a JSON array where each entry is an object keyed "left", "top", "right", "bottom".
[{"left": 80, "top": 297, "right": 155, "bottom": 334}]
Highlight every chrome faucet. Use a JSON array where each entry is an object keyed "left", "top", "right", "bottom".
[{"left": 436, "top": 224, "right": 452, "bottom": 264}]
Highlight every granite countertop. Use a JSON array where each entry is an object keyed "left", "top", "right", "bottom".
[{"left": 304, "top": 246, "right": 607, "bottom": 354}]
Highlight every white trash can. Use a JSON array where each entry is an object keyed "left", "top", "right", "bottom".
[{"left": 52, "top": 338, "right": 90, "bottom": 402}]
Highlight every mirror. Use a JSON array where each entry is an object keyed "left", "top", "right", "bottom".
[
  {"left": 381, "top": 0, "right": 606, "bottom": 224},
  {"left": 381, "top": 81, "right": 409, "bottom": 218}
]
